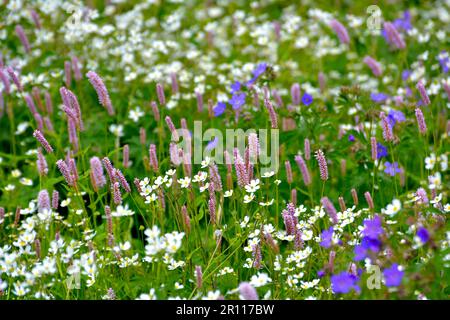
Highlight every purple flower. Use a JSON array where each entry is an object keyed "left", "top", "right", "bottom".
[
  {"left": 387, "top": 110, "right": 406, "bottom": 128},
  {"left": 229, "top": 92, "right": 246, "bottom": 110},
  {"left": 331, "top": 272, "right": 360, "bottom": 294},
  {"left": 384, "top": 161, "right": 401, "bottom": 176},
  {"left": 206, "top": 137, "right": 219, "bottom": 151},
  {"left": 362, "top": 215, "right": 384, "bottom": 240},
  {"left": 320, "top": 227, "right": 334, "bottom": 248},
  {"left": 393, "top": 11, "right": 412, "bottom": 32},
  {"left": 402, "top": 70, "right": 411, "bottom": 81},
  {"left": 361, "top": 236, "right": 382, "bottom": 252},
  {"left": 417, "top": 227, "right": 430, "bottom": 243},
  {"left": 214, "top": 101, "right": 226, "bottom": 117},
  {"left": 354, "top": 245, "right": 367, "bottom": 261},
  {"left": 247, "top": 63, "right": 267, "bottom": 86},
  {"left": 377, "top": 143, "right": 388, "bottom": 159},
  {"left": 383, "top": 264, "right": 404, "bottom": 287},
  {"left": 230, "top": 81, "right": 241, "bottom": 93},
  {"left": 253, "top": 63, "right": 267, "bottom": 78},
  {"left": 348, "top": 134, "right": 355, "bottom": 142},
  {"left": 301, "top": 93, "right": 313, "bottom": 106},
  {"left": 317, "top": 270, "right": 326, "bottom": 278},
  {"left": 438, "top": 51, "right": 449, "bottom": 73},
  {"left": 370, "top": 92, "right": 389, "bottom": 103}
]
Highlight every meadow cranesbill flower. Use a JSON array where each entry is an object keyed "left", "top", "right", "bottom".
[
  {"left": 331, "top": 272, "right": 360, "bottom": 294},
  {"left": 383, "top": 264, "right": 404, "bottom": 287},
  {"left": 416, "top": 81, "right": 431, "bottom": 106},
  {"left": 214, "top": 101, "right": 226, "bottom": 117},
  {"left": 315, "top": 149, "right": 328, "bottom": 181},
  {"left": 371, "top": 92, "right": 388, "bottom": 103},
  {"left": 301, "top": 93, "right": 313, "bottom": 106},
  {"left": 329, "top": 19, "right": 350, "bottom": 45},
  {"left": 417, "top": 227, "right": 430, "bottom": 244},
  {"left": 238, "top": 282, "right": 258, "bottom": 300},
  {"left": 387, "top": 110, "right": 405, "bottom": 128},
  {"left": 384, "top": 161, "right": 401, "bottom": 176},
  {"left": 377, "top": 143, "right": 388, "bottom": 159},
  {"left": 86, "top": 71, "right": 114, "bottom": 115},
  {"left": 363, "top": 215, "right": 383, "bottom": 240},
  {"left": 363, "top": 56, "right": 382, "bottom": 77},
  {"left": 33, "top": 130, "right": 53, "bottom": 153},
  {"left": 295, "top": 154, "right": 312, "bottom": 185},
  {"left": 229, "top": 92, "right": 246, "bottom": 110},
  {"left": 415, "top": 108, "right": 427, "bottom": 135},
  {"left": 320, "top": 227, "right": 334, "bottom": 248}
]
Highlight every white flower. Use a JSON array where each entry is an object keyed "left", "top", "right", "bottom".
[
  {"left": 262, "top": 171, "right": 275, "bottom": 178},
  {"left": 245, "top": 179, "right": 260, "bottom": 193},
  {"left": 439, "top": 154, "right": 448, "bottom": 171},
  {"left": 193, "top": 171, "right": 207, "bottom": 183},
  {"left": 428, "top": 172, "right": 442, "bottom": 190},
  {"left": 383, "top": 199, "right": 401, "bottom": 217},
  {"left": 15, "top": 122, "right": 29, "bottom": 135},
  {"left": 201, "top": 157, "right": 211, "bottom": 168},
  {"left": 11, "top": 169, "right": 22, "bottom": 177},
  {"left": 202, "top": 290, "right": 221, "bottom": 300},
  {"left": 109, "top": 124, "right": 124, "bottom": 137},
  {"left": 4, "top": 184, "right": 15, "bottom": 191},
  {"left": 136, "top": 288, "right": 157, "bottom": 300},
  {"left": 178, "top": 177, "right": 191, "bottom": 188},
  {"left": 424, "top": 153, "right": 436, "bottom": 170},
  {"left": 61, "top": 198, "right": 71, "bottom": 207},
  {"left": 174, "top": 282, "right": 184, "bottom": 290},
  {"left": 243, "top": 194, "right": 255, "bottom": 203},
  {"left": 224, "top": 190, "right": 233, "bottom": 197},
  {"left": 129, "top": 106, "right": 144, "bottom": 122},
  {"left": 19, "top": 178, "right": 33, "bottom": 186},
  {"left": 250, "top": 273, "right": 272, "bottom": 287},
  {"left": 111, "top": 204, "right": 135, "bottom": 217}
]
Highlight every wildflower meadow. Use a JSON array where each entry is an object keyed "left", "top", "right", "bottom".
[{"left": 0, "top": 0, "right": 449, "bottom": 302}]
